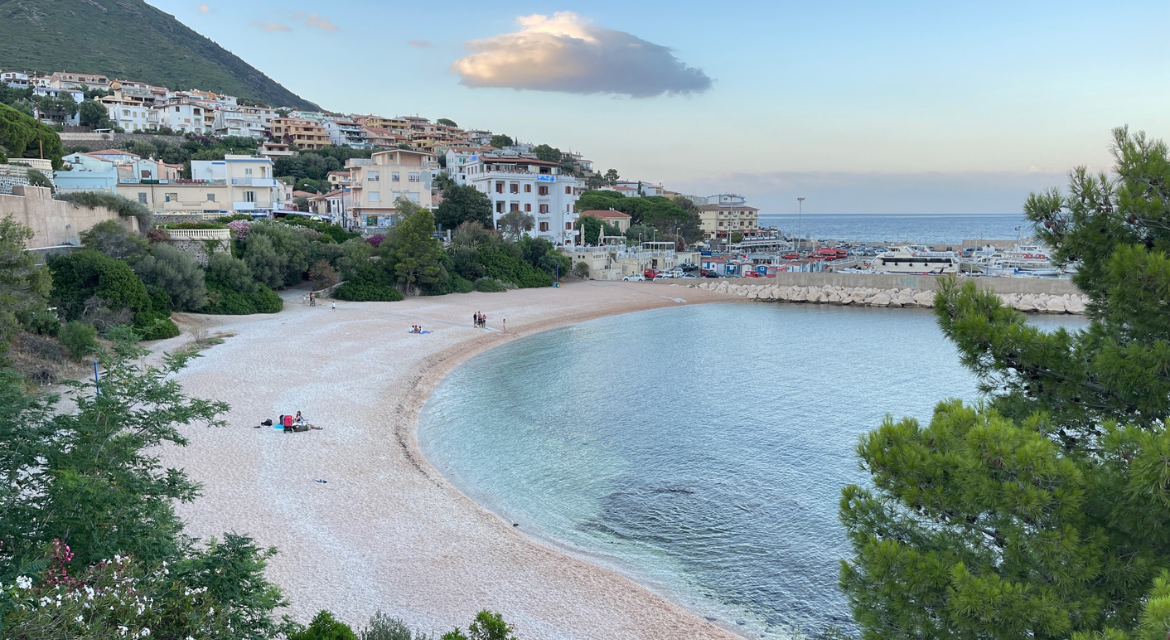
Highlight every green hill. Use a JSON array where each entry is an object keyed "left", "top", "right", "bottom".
[{"left": 0, "top": 0, "right": 318, "bottom": 110}]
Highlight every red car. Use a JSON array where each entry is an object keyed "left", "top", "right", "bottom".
[
  {"left": 781, "top": 252, "right": 799, "bottom": 260},
  {"left": 743, "top": 271, "right": 763, "bottom": 278}
]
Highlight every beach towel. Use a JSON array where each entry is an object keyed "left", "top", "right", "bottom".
[{"left": 406, "top": 330, "right": 433, "bottom": 334}]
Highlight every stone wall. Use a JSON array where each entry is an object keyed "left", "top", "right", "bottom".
[
  {"left": 0, "top": 165, "right": 31, "bottom": 196},
  {"left": 685, "top": 280, "right": 1088, "bottom": 314},
  {"left": 1, "top": 186, "right": 136, "bottom": 248},
  {"left": 163, "top": 228, "right": 232, "bottom": 266},
  {"left": 58, "top": 132, "right": 187, "bottom": 149},
  {"left": 719, "top": 272, "right": 1082, "bottom": 296}
]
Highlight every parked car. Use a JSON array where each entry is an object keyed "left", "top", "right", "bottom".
[
  {"left": 653, "top": 273, "right": 671, "bottom": 280},
  {"left": 622, "top": 274, "right": 646, "bottom": 281},
  {"left": 743, "top": 271, "right": 764, "bottom": 278},
  {"left": 680, "top": 273, "right": 698, "bottom": 279},
  {"left": 704, "top": 271, "right": 721, "bottom": 278}
]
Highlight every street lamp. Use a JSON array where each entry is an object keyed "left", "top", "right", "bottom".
[{"left": 797, "top": 197, "right": 805, "bottom": 254}]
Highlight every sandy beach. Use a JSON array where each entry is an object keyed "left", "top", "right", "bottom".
[{"left": 156, "top": 281, "right": 742, "bottom": 640}]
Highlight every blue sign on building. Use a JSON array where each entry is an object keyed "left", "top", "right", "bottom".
[{"left": 536, "top": 175, "right": 556, "bottom": 182}]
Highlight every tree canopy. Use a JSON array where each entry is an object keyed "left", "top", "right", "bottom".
[
  {"left": 840, "top": 127, "right": 1170, "bottom": 640},
  {"left": 489, "top": 134, "right": 513, "bottom": 148},
  {"left": 0, "top": 102, "right": 63, "bottom": 169},
  {"left": 436, "top": 184, "right": 493, "bottom": 231}
]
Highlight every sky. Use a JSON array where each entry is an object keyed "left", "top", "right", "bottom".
[{"left": 151, "top": 0, "right": 1170, "bottom": 214}]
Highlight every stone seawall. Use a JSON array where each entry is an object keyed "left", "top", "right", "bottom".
[
  {"left": 682, "top": 280, "right": 1088, "bottom": 314},
  {"left": 720, "top": 272, "right": 1083, "bottom": 296}
]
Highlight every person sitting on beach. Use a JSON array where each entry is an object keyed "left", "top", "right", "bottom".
[{"left": 295, "top": 411, "right": 304, "bottom": 424}]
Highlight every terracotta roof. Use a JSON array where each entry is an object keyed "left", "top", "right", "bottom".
[{"left": 580, "top": 209, "right": 632, "bottom": 219}]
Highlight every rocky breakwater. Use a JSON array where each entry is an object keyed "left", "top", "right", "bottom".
[{"left": 680, "top": 281, "right": 1088, "bottom": 314}]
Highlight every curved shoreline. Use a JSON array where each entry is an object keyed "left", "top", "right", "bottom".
[{"left": 160, "top": 282, "right": 744, "bottom": 640}]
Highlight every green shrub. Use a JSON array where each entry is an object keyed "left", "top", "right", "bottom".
[
  {"left": 0, "top": 102, "right": 64, "bottom": 168},
  {"left": 334, "top": 262, "right": 403, "bottom": 302},
  {"left": 573, "top": 261, "right": 590, "bottom": 278},
  {"left": 289, "top": 610, "right": 357, "bottom": 640},
  {"left": 474, "top": 277, "right": 507, "bottom": 293},
  {"left": 451, "top": 274, "right": 474, "bottom": 293},
  {"left": 59, "top": 320, "right": 98, "bottom": 358},
  {"left": 20, "top": 309, "right": 60, "bottom": 336},
  {"left": 134, "top": 243, "right": 208, "bottom": 311},
  {"left": 58, "top": 191, "right": 154, "bottom": 229},
  {"left": 80, "top": 219, "right": 149, "bottom": 260},
  {"left": 360, "top": 611, "right": 426, "bottom": 640},
  {"left": 49, "top": 249, "right": 176, "bottom": 339},
  {"left": 202, "top": 282, "right": 283, "bottom": 315}
]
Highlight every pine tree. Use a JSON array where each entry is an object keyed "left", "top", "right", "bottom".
[
  {"left": 391, "top": 199, "right": 446, "bottom": 295},
  {"left": 840, "top": 127, "right": 1170, "bottom": 639}
]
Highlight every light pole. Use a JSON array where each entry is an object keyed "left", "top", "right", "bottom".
[{"left": 797, "top": 197, "right": 805, "bottom": 254}]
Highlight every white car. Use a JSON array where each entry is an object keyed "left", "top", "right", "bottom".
[{"left": 622, "top": 274, "right": 646, "bottom": 281}]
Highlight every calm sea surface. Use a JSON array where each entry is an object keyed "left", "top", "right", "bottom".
[
  {"left": 419, "top": 304, "right": 1086, "bottom": 638},
  {"left": 758, "top": 213, "right": 1032, "bottom": 245}
]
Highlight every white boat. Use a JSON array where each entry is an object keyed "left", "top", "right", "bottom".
[
  {"left": 973, "top": 243, "right": 1063, "bottom": 277},
  {"left": 867, "top": 245, "right": 960, "bottom": 275}
]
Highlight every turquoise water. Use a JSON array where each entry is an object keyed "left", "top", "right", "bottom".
[{"left": 419, "top": 303, "right": 1087, "bottom": 638}]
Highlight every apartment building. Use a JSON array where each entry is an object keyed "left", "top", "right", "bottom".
[
  {"left": 323, "top": 119, "right": 366, "bottom": 147},
  {"left": 361, "top": 127, "right": 406, "bottom": 148},
  {"left": 697, "top": 202, "right": 761, "bottom": 241},
  {"left": 579, "top": 209, "right": 632, "bottom": 233},
  {"left": 707, "top": 193, "right": 747, "bottom": 206},
  {"left": 157, "top": 102, "right": 210, "bottom": 134},
  {"left": 107, "top": 80, "right": 162, "bottom": 106},
  {"left": 326, "top": 170, "right": 352, "bottom": 189},
  {"left": 49, "top": 72, "right": 109, "bottom": 90},
  {"left": 214, "top": 109, "right": 266, "bottom": 138},
  {"left": 464, "top": 153, "right": 581, "bottom": 245},
  {"left": 271, "top": 118, "right": 330, "bottom": 150},
  {"left": 346, "top": 149, "right": 435, "bottom": 227},
  {"left": 117, "top": 155, "right": 280, "bottom": 215},
  {"left": 105, "top": 102, "right": 159, "bottom": 132}
]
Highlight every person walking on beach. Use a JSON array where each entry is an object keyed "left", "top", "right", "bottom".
[
  {"left": 502, "top": 319, "right": 506, "bottom": 332},
  {"left": 331, "top": 301, "right": 336, "bottom": 311}
]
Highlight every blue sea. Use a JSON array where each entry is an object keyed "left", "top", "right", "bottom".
[
  {"left": 757, "top": 213, "right": 1032, "bottom": 246},
  {"left": 418, "top": 304, "right": 1085, "bottom": 638}
]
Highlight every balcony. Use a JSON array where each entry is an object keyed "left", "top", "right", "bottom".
[{"left": 232, "top": 178, "right": 277, "bottom": 187}]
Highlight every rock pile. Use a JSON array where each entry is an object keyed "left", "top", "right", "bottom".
[{"left": 681, "top": 281, "right": 1087, "bottom": 314}]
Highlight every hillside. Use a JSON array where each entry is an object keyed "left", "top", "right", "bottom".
[{"left": 0, "top": 0, "right": 317, "bottom": 110}]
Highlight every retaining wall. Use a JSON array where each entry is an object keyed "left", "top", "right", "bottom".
[
  {"left": 2, "top": 186, "right": 136, "bottom": 248},
  {"left": 58, "top": 132, "right": 187, "bottom": 149},
  {"left": 163, "top": 228, "right": 232, "bottom": 266}
]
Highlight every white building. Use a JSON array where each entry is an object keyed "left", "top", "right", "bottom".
[
  {"left": 214, "top": 109, "right": 266, "bottom": 138},
  {"left": 157, "top": 102, "right": 210, "bottom": 134},
  {"left": 612, "top": 181, "right": 665, "bottom": 197},
  {"left": 32, "top": 88, "right": 84, "bottom": 126},
  {"left": 707, "top": 193, "right": 747, "bottom": 206},
  {"left": 323, "top": 119, "right": 366, "bottom": 147},
  {"left": 464, "top": 152, "right": 581, "bottom": 245},
  {"left": 189, "top": 155, "right": 282, "bottom": 215},
  {"left": 107, "top": 102, "right": 159, "bottom": 132},
  {"left": 1, "top": 71, "right": 30, "bottom": 89},
  {"left": 444, "top": 146, "right": 491, "bottom": 186}
]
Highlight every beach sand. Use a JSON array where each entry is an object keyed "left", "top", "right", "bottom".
[{"left": 157, "top": 281, "right": 743, "bottom": 640}]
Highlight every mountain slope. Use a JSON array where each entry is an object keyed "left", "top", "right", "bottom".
[{"left": 0, "top": 0, "right": 318, "bottom": 110}]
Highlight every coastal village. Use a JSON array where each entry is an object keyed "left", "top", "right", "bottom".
[{"left": 0, "top": 4, "right": 1163, "bottom": 637}]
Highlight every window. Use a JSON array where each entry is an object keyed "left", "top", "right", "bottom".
[
  {"left": 524, "top": 184, "right": 532, "bottom": 193},
  {"left": 140, "top": 170, "right": 150, "bottom": 178},
  {"left": 408, "top": 172, "right": 420, "bottom": 183},
  {"left": 510, "top": 202, "right": 520, "bottom": 212},
  {"left": 565, "top": 186, "right": 571, "bottom": 195},
  {"left": 174, "top": 106, "right": 180, "bottom": 112},
  {"left": 369, "top": 192, "right": 380, "bottom": 202},
  {"left": 123, "top": 109, "right": 130, "bottom": 116},
  {"left": 496, "top": 201, "right": 505, "bottom": 213},
  {"left": 165, "top": 193, "right": 177, "bottom": 202},
  {"left": 538, "top": 186, "right": 549, "bottom": 196},
  {"left": 245, "top": 191, "right": 256, "bottom": 203},
  {"left": 391, "top": 172, "right": 400, "bottom": 182},
  {"left": 207, "top": 193, "right": 215, "bottom": 202},
  {"left": 245, "top": 168, "right": 253, "bottom": 176},
  {"left": 510, "top": 183, "right": 519, "bottom": 194},
  {"left": 495, "top": 181, "right": 504, "bottom": 194},
  {"left": 539, "top": 204, "right": 550, "bottom": 214},
  {"left": 566, "top": 222, "right": 573, "bottom": 230},
  {"left": 524, "top": 203, "right": 532, "bottom": 212},
  {"left": 137, "top": 193, "right": 147, "bottom": 204},
  {"left": 539, "top": 222, "right": 549, "bottom": 232}
]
